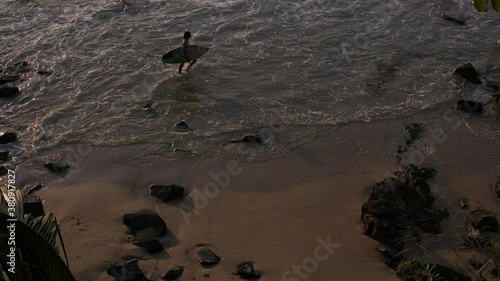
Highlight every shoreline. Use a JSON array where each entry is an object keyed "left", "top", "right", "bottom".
[{"left": 8, "top": 105, "right": 500, "bottom": 281}]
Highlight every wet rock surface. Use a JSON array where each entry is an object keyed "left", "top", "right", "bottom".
[
  {"left": 107, "top": 259, "right": 149, "bottom": 281},
  {"left": 234, "top": 262, "right": 261, "bottom": 279},
  {"left": 123, "top": 210, "right": 167, "bottom": 237},
  {"left": 454, "top": 63, "right": 481, "bottom": 84},
  {"left": 149, "top": 184, "right": 184, "bottom": 202},
  {"left": 162, "top": 267, "right": 184, "bottom": 280},
  {"left": 194, "top": 245, "right": 221, "bottom": 266}
]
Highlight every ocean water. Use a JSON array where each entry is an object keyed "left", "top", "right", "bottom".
[{"left": 1, "top": 0, "right": 499, "bottom": 160}]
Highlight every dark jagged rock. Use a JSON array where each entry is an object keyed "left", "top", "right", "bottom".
[
  {"left": 454, "top": 63, "right": 481, "bottom": 84},
  {"left": 174, "top": 120, "right": 189, "bottom": 131},
  {"left": 234, "top": 262, "right": 261, "bottom": 279},
  {"left": 457, "top": 100, "right": 483, "bottom": 113},
  {"left": 0, "top": 132, "right": 17, "bottom": 144},
  {"left": 36, "top": 70, "right": 52, "bottom": 76},
  {"left": 0, "top": 166, "right": 7, "bottom": 176},
  {"left": 0, "top": 75, "right": 19, "bottom": 85},
  {"left": 0, "top": 87, "right": 20, "bottom": 98},
  {"left": 132, "top": 239, "right": 164, "bottom": 254},
  {"left": 231, "top": 135, "right": 262, "bottom": 144},
  {"left": 404, "top": 123, "right": 424, "bottom": 145},
  {"left": 195, "top": 246, "right": 221, "bottom": 266},
  {"left": 23, "top": 195, "right": 45, "bottom": 217},
  {"left": 440, "top": 13, "right": 466, "bottom": 25},
  {"left": 162, "top": 267, "right": 184, "bottom": 280},
  {"left": 44, "top": 162, "right": 70, "bottom": 174},
  {"left": 107, "top": 259, "right": 148, "bottom": 281},
  {"left": 149, "top": 184, "right": 184, "bottom": 202},
  {"left": 123, "top": 210, "right": 167, "bottom": 237},
  {"left": 361, "top": 215, "right": 404, "bottom": 251},
  {"left": 0, "top": 151, "right": 9, "bottom": 162},
  {"left": 466, "top": 209, "right": 499, "bottom": 232}
]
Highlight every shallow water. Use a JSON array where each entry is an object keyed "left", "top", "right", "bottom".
[{"left": 1, "top": 0, "right": 499, "bottom": 160}]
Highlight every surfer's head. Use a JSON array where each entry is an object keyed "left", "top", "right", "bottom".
[{"left": 184, "top": 31, "right": 191, "bottom": 40}]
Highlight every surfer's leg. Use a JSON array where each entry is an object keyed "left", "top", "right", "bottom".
[
  {"left": 178, "top": 63, "right": 184, "bottom": 74},
  {"left": 186, "top": 60, "right": 197, "bottom": 72}
]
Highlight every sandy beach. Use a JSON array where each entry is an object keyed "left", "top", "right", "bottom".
[{"left": 9, "top": 106, "right": 499, "bottom": 281}]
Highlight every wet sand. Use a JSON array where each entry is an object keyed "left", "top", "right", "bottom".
[{"left": 15, "top": 107, "right": 500, "bottom": 281}]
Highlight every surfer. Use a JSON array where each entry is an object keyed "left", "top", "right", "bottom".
[{"left": 179, "top": 31, "right": 197, "bottom": 74}]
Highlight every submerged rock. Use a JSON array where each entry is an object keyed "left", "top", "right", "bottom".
[
  {"left": 149, "top": 184, "right": 184, "bottom": 202},
  {"left": 454, "top": 63, "right": 481, "bottom": 84},
  {"left": 132, "top": 239, "right": 164, "bottom": 254},
  {"left": 174, "top": 120, "right": 189, "bottom": 131},
  {"left": 44, "top": 162, "right": 70, "bottom": 174},
  {"left": 195, "top": 245, "right": 221, "bottom": 266},
  {"left": 162, "top": 267, "right": 184, "bottom": 280},
  {"left": 457, "top": 100, "right": 483, "bottom": 113},
  {"left": 106, "top": 259, "right": 148, "bottom": 281},
  {"left": 234, "top": 262, "right": 261, "bottom": 279},
  {"left": 440, "top": 13, "right": 465, "bottom": 25},
  {"left": 0, "top": 132, "right": 17, "bottom": 144},
  {"left": 123, "top": 210, "right": 167, "bottom": 237},
  {"left": 0, "top": 87, "right": 20, "bottom": 98}
]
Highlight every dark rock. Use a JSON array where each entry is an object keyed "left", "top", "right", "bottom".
[
  {"left": 174, "top": 120, "right": 189, "bottom": 131},
  {"left": 231, "top": 135, "right": 262, "bottom": 144},
  {"left": 0, "top": 75, "right": 20, "bottom": 85},
  {"left": 0, "top": 166, "right": 7, "bottom": 176},
  {"left": 36, "top": 70, "right": 52, "bottom": 76},
  {"left": 454, "top": 63, "right": 481, "bottom": 84},
  {"left": 0, "top": 151, "right": 9, "bottom": 162},
  {"left": 403, "top": 164, "right": 436, "bottom": 181},
  {"left": 5, "top": 61, "right": 32, "bottom": 74},
  {"left": 106, "top": 259, "right": 148, "bottom": 281},
  {"left": 0, "top": 132, "right": 17, "bottom": 144},
  {"left": 149, "top": 184, "right": 184, "bottom": 202},
  {"left": 44, "top": 162, "right": 70, "bottom": 174},
  {"left": 23, "top": 195, "right": 45, "bottom": 217},
  {"left": 466, "top": 209, "right": 499, "bottom": 232},
  {"left": 195, "top": 246, "right": 221, "bottom": 266},
  {"left": 26, "top": 184, "right": 44, "bottom": 195},
  {"left": 457, "top": 100, "right": 483, "bottom": 113},
  {"left": 432, "top": 264, "right": 470, "bottom": 281},
  {"left": 414, "top": 209, "right": 444, "bottom": 234},
  {"left": 361, "top": 199, "right": 401, "bottom": 218},
  {"left": 162, "top": 267, "right": 184, "bottom": 280},
  {"left": 234, "top": 262, "right": 261, "bottom": 279},
  {"left": 440, "top": 13, "right": 466, "bottom": 25},
  {"left": 0, "top": 87, "right": 20, "bottom": 98},
  {"left": 404, "top": 123, "right": 423, "bottom": 145},
  {"left": 143, "top": 103, "right": 152, "bottom": 110},
  {"left": 361, "top": 215, "right": 404, "bottom": 251},
  {"left": 132, "top": 240, "right": 164, "bottom": 254},
  {"left": 123, "top": 210, "right": 167, "bottom": 237}
]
